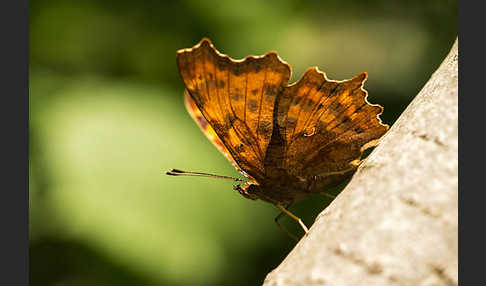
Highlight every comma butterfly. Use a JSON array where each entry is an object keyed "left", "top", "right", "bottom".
[{"left": 167, "top": 38, "right": 388, "bottom": 239}]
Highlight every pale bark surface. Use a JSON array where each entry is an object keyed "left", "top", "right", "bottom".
[{"left": 263, "top": 39, "right": 458, "bottom": 286}]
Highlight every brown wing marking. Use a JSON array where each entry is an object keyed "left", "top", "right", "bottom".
[
  {"left": 274, "top": 67, "right": 389, "bottom": 177},
  {"left": 177, "top": 38, "right": 290, "bottom": 181},
  {"left": 184, "top": 91, "right": 244, "bottom": 173}
]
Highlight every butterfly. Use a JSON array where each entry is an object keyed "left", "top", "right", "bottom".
[{"left": 167, "top": 38, "right": 389, "bottom": 239}]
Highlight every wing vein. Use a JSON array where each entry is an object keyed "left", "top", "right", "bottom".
[
  {"left": 307, "top": 84, "right": 340, "bottom": 146},
  {"left": 306, "top": 89, "right": 364, "bottom": 147},
  {"left": 255, "top": 67, "right": 268, "bottom": 158},
  {"left": 287, "top": 81, "right": 325, "bottom": 151},
  {"left": 314, "top": 84, "right": 340, "bottom": 124},
  {"left": 302, "top": 105, "right": 372, "bottom": 162},
  {"left": 227, "top": 69, "right": 237, "bottom": 118},
  {"left": 244, "top": 71, "right": 248, "bottom": 122},
  {"left": 298, "top": 80, "right": 327, "bottom": 136},
  {"left": 319, "top": 89, "right": 361, "bottom": 132},
  {"left": 211, "top": 54, "right": 227, "bottom": 124},
  {"left": 201, "top": 52, "right": 213, "bottom": 120}
]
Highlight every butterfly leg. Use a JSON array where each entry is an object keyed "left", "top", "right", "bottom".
[
  {"left": 275, "top": 203, "right": 309, "bottom": 239},
  {"left": 274, "top": 203, "right": 299, "bottom": 241}
]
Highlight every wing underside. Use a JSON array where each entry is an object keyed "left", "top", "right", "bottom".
[
  {"left": 177, "top": 38, "right": 388, "bottom": 186},
  {"left": 177, "top": 38, "right": 291, "bottom": 181},
  {"left": 270, "top": 67, "right": 389, "bottom": 179}
]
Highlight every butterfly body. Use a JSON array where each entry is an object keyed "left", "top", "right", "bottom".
[
  {"left": 175, "top": 38, "right": 388, "bottom": 221},
  {"left": 235, "top": 160, "right": 356, "bottom": 205}
]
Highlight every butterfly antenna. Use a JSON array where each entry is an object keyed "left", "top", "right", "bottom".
[{"left": 165, "top": 169, "right": 244, "bottom": 182}]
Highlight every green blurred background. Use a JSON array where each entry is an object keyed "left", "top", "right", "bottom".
[{"left": 29, "top": 0, "right": 457, "bottom": 285}]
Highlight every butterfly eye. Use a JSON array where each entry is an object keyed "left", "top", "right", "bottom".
[{"left": 233, "top": 184, "right": 259, "bottom": 200}]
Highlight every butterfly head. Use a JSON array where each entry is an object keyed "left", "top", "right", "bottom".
[{"left": 233, "top": 183, "right": 261, "bottom": 201}]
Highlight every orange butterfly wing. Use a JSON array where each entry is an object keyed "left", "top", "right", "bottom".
[
  {"left": 184, "top": 90, "right": 245, "bottom": 175},
  {"left": 177, "top": 38, "right": 388, "bottom": 196},
  {"left": 267, "top": 67, "right": 389, "bottom": 183},
  {"left": 177, "top": 38, "right": 291, "bottom": 182}
]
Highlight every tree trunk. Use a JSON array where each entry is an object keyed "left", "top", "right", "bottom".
[{"left": 263, "top": 38, "right": 458, "bottom": 286}]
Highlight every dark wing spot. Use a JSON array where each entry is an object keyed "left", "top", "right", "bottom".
[
  {"left": 231, "top": 92, "right": 243, "bottom": 101},
  {"left": 317, "top": 120, "right": 327, "bottom": 131},
  {"left": 247, "top": 99, "right": 259, "bottom": 112},
  {"left": 252, "top": 62, "right": 263, "bottom": 72},
  {"left": 258, "top": 120, "right": 272, "bottom": 138},
  {"left": 219, "top": 80, "right": 226, "bottom": 88},
  {"left": 285, "top": 117, "right": 297, "bottom": 129},
  {"left": 263, "top": 85, "right": 278, "bottom": 102},
  {"left": 233, "top": 66, "right": 243, "bottom": 76},
  {"left": 217, "top": 58, "right": 229, "bottom": 70},
  {"left": 303, "top": 98, "right": 316, "bottom": 111},
  {"left": 212, "top": 122, "right": 228, "bottom": 134},
  {"left": 329, "top": 101, "right": 345, "bottom": 115},
  {"left": 235, "top": 143, "right": 245, "bottom": 153},
  {"left": 251, "top": 89, "right": 259, "bottom": 95},
  {"left": 195, "top": 115, "right": 208, "bottom": 130}
]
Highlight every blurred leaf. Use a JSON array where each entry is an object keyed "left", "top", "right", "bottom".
[{"left": 30, "top": 71, "right": 284, "bottom": 285}]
